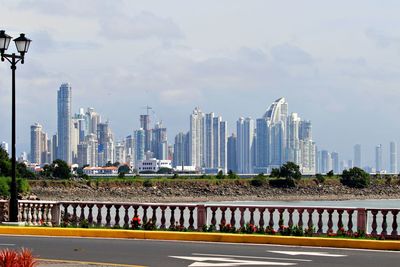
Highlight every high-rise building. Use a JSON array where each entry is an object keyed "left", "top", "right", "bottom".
[
  {"left": 97, "top": 122, "right": 114, "bottom": 166},
  {"left": 152, "top": 122, "right": 167, "bottom": 160},
  {"left": 115, "top": 141, "right": 126, "bottom": 164},
  {"left": 354, "top": 144, "right": 361, "bottom": 168},
  {"left": 236, "top": 117, "right": 255, "bottom": 173},
  {"left": 77, "top": 133, "right": 98, "bottom": 167},
  {"left": 320, "top": 150, "right": 332, "bottom": 174},
  {"left": 173, "top": 132, "right": 189, "bottom": 168},
  {"left": 375, "top": 144, "right": 383, "bottom": 173},
  {"left": 140, "top": 114, "right": 152, "bottom": 153},
  {"left": 255, "top": 118, "right": 269, "bottom": 169},
  {"left": 390, "top": 141, "right": 397, "bottom": 174},
  {"left": 125, "top": 135, "right": 135, "bottom": 167},
  {"left": 227, "top": 134, "right": 237, "bottom": 173},
  {"left": 286, "top": 113, "right": 301, "bottom": 165},
  {"left": 30, "top": 123, "right": 43, "bottom": 164},
  {"left": 189, "top": 107, "right": 204, "bottom": 169},
  {"left": 204, "top": 113, "right": 214, "bottom": 168},
  {"left": 134, "top": 128, "right": 145, "bottom": 165},
  {"left": 331, "top": 152, "right": 339, "bottom": 174},
  {"left": 219, "top": 120, "right": 227, "bottom": 172},
  {"left": 57, "top": 83, "right": 72, "bottom": 164}
]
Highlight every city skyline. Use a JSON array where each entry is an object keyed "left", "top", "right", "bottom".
[{"left": 2, "top": 1, "right": 400, "bottom": 167}]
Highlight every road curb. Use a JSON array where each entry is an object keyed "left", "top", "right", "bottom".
[{"left": 0, "top": 226, "right": 399, "bottom": 251}]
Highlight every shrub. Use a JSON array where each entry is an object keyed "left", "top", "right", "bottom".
[
  {"left": 17, "top": 179, "right": 30, "bottom": 195},
  {"left": 216, "top": 170, "right": 225, "bottom": 179},
  {"left": 269, "top": 178, "right": 295, "bottom": 188},
  {"left": 250, "top": 173, "right": 266, "bottom": 187},
  {"left": 142, "top": 179, "right": 153, "bottom": 187},
  {"left": 0, "top": 248, "right": 37, "bottom": 267},
  {"left": 340, "top": 167, "right": 370, "bottom": 188},
  {"left": 0, "top": 178, "right": 10, "bottom": 197},
  {"left": 315, "top": 173, "right": 325, "bottom": 184},
  {"left": 142, "top": 219, "right": 157, "bottom": 230}
]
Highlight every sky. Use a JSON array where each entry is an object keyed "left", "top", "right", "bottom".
[{"left": 1, "top": 0, "right": 400, "bottom": 168}]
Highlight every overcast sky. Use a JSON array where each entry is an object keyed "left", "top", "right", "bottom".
[{"left": 1, "top": 0, "right": 400, "bottom": 168}]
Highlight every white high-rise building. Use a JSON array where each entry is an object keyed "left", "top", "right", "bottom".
[
  {"left": 189, "top": 107, "right": 204, "bottom": 169},
  {"left": 57, "top": 83, "right": 72, "bottom": 164},
  {"left": 390, "top": 141, "right": 397, "bottom": 174},
  {"left": 236, "top": 117, "right": 255, "bottom": 174},
  {"left": 354, "top": 144, "right": 361, "bottom": 168},
  {"left": 30, "top": 123, "right": 43, "bottom": 164},
  {"left": 219, "top": 120, "right": 227, "bottom": 173},
  {"left": 286, "top": 113, "right": 301, "bottom": 165},
  {"left": 375, "top": 144, "right": 383, "bottom": 173},
  {"left": 204, "top": 113, "right": 214, "bottom": 168},
  {"left": 115, "top": 141, "right": 126, "bottom": 164}
]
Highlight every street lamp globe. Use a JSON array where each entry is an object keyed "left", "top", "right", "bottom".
[
  {"left": 13, "top": 33, "right": 31, "bottom": 57},
  {"left": 0, "top": 30, "right": 12, "bottom": 54}
]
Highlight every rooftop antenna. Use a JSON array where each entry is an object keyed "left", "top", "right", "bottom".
[{"left": 142, "top": 105, "right": 152, "bottom": 116}]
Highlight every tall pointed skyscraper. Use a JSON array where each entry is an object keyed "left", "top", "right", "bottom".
[{"left": 57, "top": 83, "right": 72, "bottom": 164}]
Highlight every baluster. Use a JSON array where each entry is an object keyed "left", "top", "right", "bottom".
[
  {"left": 32, "top": 204, "right": 38, "bottom": 225},
  {"left": 133, "top": 205, "right": 139, "bottom": 217},
  {"left": 160, "top": 206, "right": 167, "bottom": 229},
  {"left": 96, "top": 204, "right": 103, "bottom": 227},
  {"left": 229, "top": 207, "right": 236, "bottom": 228},
  {"left": 337, "top": 209, "right": 344, "bottom": 229},
  {"left": 63, "top": 204, "right": 69, "bottom": 222},
  {"left": 123, "top": 205, "right": 130, "bottom": 229},
  {"left": 347, "top": 210, "right": 354, "bottom": 233},
  {"left": 170, "top": 206, "right": 176, "bottom": 228},
  {"left": 88, "top": 204, "right": 94, "bottom": 225},
  {"left": 37, "top": 204, "right": 43, "bottom": 225},
  {"left": 27, "top": 204, "right": 32, "bottom": 225},
  {"left": 249, "top": 207, "right": 255, "bottom": 225},
  {"left": 317, "top": 209, "right": 324, "bottom": 234},
  {"left": 297, "top": 209, "right": 304, "bottom": 228},
  {"left": 327, "top": 209, "right": 334, "bottom": 233},
  {"left": 307, "top": 208, "right": 314, "bottom": 229},
  {"left": 47, "top": 204, "right": 53, "bottom": 226},
  {"left": 391, "top": 210, "right": 398, "bottom": 237},
  {"left": 114, "top": 205, "right": 121, "bottom": 227},
  {"left": 268, "top": 208, "right": 275, "bottom": 228},
  {"left": 239, "top": 207, "right": 245, "bottom": 228},
  {"left": 105, "top": 204, "right": 112, "bottom": 227},
  {"left": 142, "top": 206, "right": 148, "bottom": 223},
  {"left": 188, "top": 206, "right": 195, "bottom": 230},
  {"left": 371, "top": 210, "right": 378, "bottom": 236},
  {"left": 79, "top": 204, "right": 86, "bottom": 223},
  {"left": 381, "top": 210, "right": 388, "bottom": 236},
  {"left": 210, "top": 207, "right": 218, "bottom": 227},
  {"left": 220, "top": 207, "right": 227, "bottom": 226},
  {"left": 20, "top": 203, "right": 26, "bottom": 223},
  {"left": 288, "top": 208, "right": 294, "bottom": 228},
  {"left": 152, "top": 206, "right": 157, "bottom": 223},
  {"left": 179, "top": 206, "right": 185, "bottom": 227},
  {"left": 259, "top": 208, "right": 265, "bottom": 229},
  {"left": 72, "top": 204, "right": 78, "bottom": 226}
]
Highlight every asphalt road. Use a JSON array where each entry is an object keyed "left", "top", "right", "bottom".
[{"left": 0, "top": 235, "right": 398, "bottom": 267}]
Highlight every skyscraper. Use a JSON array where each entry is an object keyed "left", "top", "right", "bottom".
[
  {"left": 286, "top": 113, "right": 301, "bottom": 165},
  {"left": 30, "top": 123, "right": 43, "bottom": 164},
  {"left": 219, "top": 120, "right": 227, "bottom": 172},
  {"left": 97, "top": 122, "right": 114, "bottom": 166},
  {"left": 227, "top": 134, "right": 237, "bottom": 173},
  {"left": 135, "top": 128, "right": 145, "bottom": 164},
  {"left": 173, "top": 132, "right": 189, "bottom": 168},
  {"left": 152, "top": 122, "right": 168, "bottom": 160},
  {"left": 140, "top": 114, "right": 152, "bottom": 153},
  {"left": 255, "top": 118, "right": 269, "bottom": 170},
  {"left": 354, "top": 144, "right": 361, "bottom": 168},
  {"left": 390, "top": 141, "right": 397, "bottom": 174},
  {"left": 375, "top": 144, "right": 383, "bottom": 173},
  {"left": 236, "top": 117, "right": 255, "bottom": 174},
  {"left": 189, "top": 107, "right": 204, "bottom": 169},
  {"left": 331, "top": 152, "right": 339, "bottom": 174},
  {"left": 57, "top": 83, "right": 72, "bottom": 164},
  {"left": 320, "top": 150, "right": 332, "bottom": 174}
]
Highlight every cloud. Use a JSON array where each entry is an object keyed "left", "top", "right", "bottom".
[
  {"left": 271, "top": 43, "right": 313, "bottom": 65},
  {"left": 99, "top": 11, "right": 184, "bottom": 42}
]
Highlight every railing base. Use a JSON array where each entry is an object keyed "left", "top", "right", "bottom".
[{"left": 1, "top": 222, "right": 25, "bottom": 226}]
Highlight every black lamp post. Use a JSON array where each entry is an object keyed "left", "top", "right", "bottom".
[{"left": 0, "top": 30, "right": 31, "bottom": 222}]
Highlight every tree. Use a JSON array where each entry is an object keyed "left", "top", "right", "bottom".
[
  {"left": 118, "top": 165, "right": 130, "bottom": 174},
  {"left": 216, "top": 170, "right": 225, "bottom": 179},
  {"left": 52, "top": 159, "right": 71, "bottom": 179},
  {"left": 113, "top": 161, "right": 120, "bottom": 167},
  {"left": 227, "top": 170, "right": 238, "bottom": 179},
  {"left": 340, "top": 167, "right": 370, "bottom": 188},
  {"left": 270, "top": 168, "right": 280, "bottom": 178},
  {"left": 327, "top": 170, "right": 334, "bottom": 177},
  {"left": 280, "top": 162, "right": 302, "bottom": 180},
  {"left": 157, "top": 167, "right": 173, "bottom": 174}
]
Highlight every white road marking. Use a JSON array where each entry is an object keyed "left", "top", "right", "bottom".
[
  {"left": 0, "top": 244, "right": 15, "bottom": 246},
  {"left": 269, "top": 251, "right": 346, "bottom": 257},
  {"left": 192, "top": 253, "right": 311, "bottom": 262},
  {"left": 170, "top": 256, "right": 296, "bottom": 266}
]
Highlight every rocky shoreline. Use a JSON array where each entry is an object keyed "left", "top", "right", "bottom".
[{"left": 29, "top": 180, "right": 400, "bottom": 203}]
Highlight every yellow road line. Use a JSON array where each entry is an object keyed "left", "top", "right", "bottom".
[{"left": 39, "top": 258, "right": 146, "bottom": 267}]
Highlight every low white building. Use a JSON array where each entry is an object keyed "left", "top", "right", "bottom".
[
  {"left": 137, "top": 158, "right": 172, "bottom": 173},
  {"left": 83, "top": 166, "right": 118, "bottom": 175}
]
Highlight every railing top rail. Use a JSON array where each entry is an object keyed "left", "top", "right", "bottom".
[
  {"left": 57, "top": 201, "right": 198, "bottom": 207},
  {"left": 203, "top": 204, "right": 362, "bottom": 210},
  {"left": 366, "top": 208, "right": 400, "bottom": 212},
  {"left": 18, "top": 200, "right": 59, "bottom": 204},
  {"left": 0, "top": 200, "right": 7, "bottom": 203}
]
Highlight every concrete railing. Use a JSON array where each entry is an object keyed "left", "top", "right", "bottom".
[{"left": 0, "top": 200, "right": 398, "bottom": 238}]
